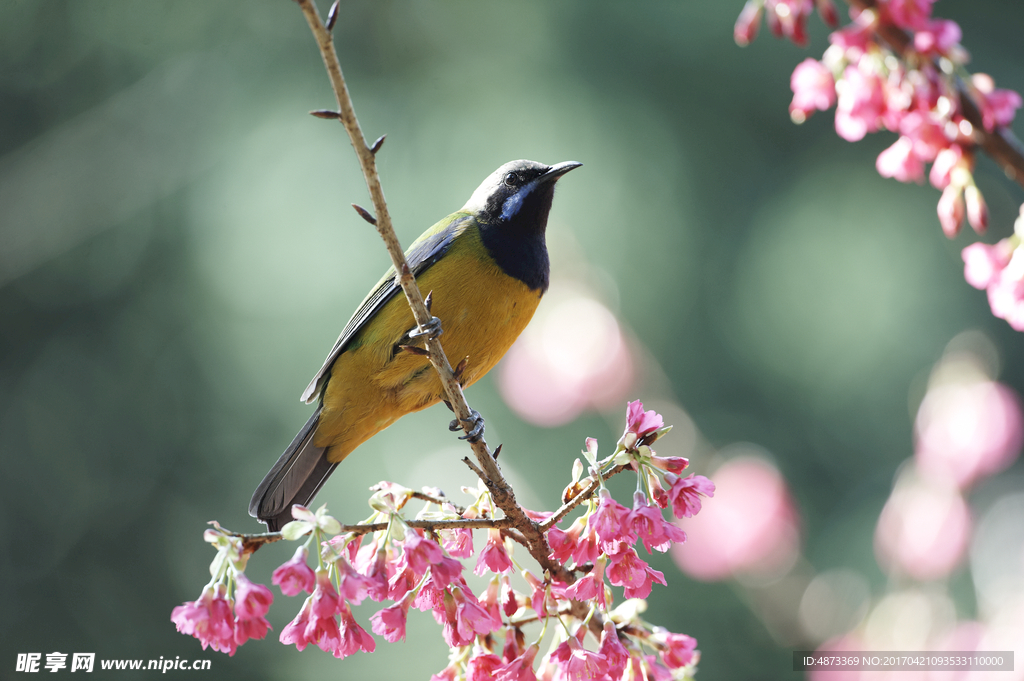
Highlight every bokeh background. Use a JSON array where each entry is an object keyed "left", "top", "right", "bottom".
[{"left": 2, "top": 1, "right": 1023, "bottom": 679}]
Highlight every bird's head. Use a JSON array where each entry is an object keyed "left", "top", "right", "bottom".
[{"left": 462, "top": 159, "right": 582, "bottom": 231}]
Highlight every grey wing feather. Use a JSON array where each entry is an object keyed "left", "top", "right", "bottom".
[{"left": 299, "top": 215, "right": 471, "bottom": 404}]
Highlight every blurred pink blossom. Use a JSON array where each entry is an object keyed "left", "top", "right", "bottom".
[
  {"left": 937, "top": 184, "right": 965, "bottom": 238},
  {"left": 915, "top": 380, "right": 1023, "bottom": 489},
  {"left": 790, "top": 58, "right": 836, "bottom": 121},
  {"left": 671, "top": 456, "right": 800, "bottom": 581},
  {"left": 962, "top": 241, "right": 1011, "bottom": 290},
  {"left": 972, "top": 73, "right": 1023, "bottom": 131},
  {"left": 835, "top": 64, "right": 886, "bottom": 142},
  {"left": 499, "top": 290, "right": 633, "bottom": 427},
  {"left": 884, "top": 0, "right": 936, "bottom": 31},
  {"left": 876, "top": 136, "right": 925, "bottom": 183},
  {"left": 874, "top": 474, "right": 971, "bottom": 580}
]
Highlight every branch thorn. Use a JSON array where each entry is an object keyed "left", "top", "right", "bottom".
[
  {"left": 398, "top": 344, "right": 430, "bottom": 356},
  {"left": 310, "top": 109, "right": 342, "bottom": 120},
  {"left": 424, "top": 290, "right": 433, "bottom": 313},
  {"left": 352, "top": 204, "right": 377, "bottom": 225},
  {"left": 370, "top": 134, "right": 386, "bottom": 155},
  {"left": 326, "top": 0, "right": 340, "bottom": 30}
]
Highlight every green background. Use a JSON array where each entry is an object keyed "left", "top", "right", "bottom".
[{"left": 2, "top": 1, "right": 1022, "bottom": 679}]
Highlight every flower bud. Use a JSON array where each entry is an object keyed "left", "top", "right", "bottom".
[
  {"left": 964, "top": 185, "right": 988, "bottom": 233},
  {"left": 937, "top": 185, "right": 965, "bottom": 238}
]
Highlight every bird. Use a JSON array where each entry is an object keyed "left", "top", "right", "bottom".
[{"left": 249, "top": 159, "right": 582, "bottom": 531}]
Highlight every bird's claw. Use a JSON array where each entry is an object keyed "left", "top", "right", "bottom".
[
  {"left": 450, "top": 409, "right": 485, "bottom": 442},
  {"left": 408, "top": 316, "right": 443, "bottom": 341}
]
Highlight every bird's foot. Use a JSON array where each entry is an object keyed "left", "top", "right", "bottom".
[
  {"left": 449, "top": 409, "right": 485, "bottom": 442},
  {"left": 408, "top": 316, "right": 443, "bottom": 341}
]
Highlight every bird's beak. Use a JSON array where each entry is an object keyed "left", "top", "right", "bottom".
[{"left": 540, "top": 161, "right": 583, "bottom": 182}]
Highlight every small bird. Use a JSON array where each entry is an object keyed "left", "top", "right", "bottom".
[{"left": 249, "top": 159, "right": 581, "bottom": 530}]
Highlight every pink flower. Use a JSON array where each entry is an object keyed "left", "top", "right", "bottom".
[
  {"left": 497, "top": 643, "right": 540, "bottom": 681},
  {"left": 962, "top": 241, "right": 1012, "bottom": 290},
  {"left": 648, "top": 455, "right": 689, "bottom": 474},
  {"left": 658, "top": 632, "right": 698, "bottom": 669},
  {"left": 548, "top": 516, "right": 586, "bottom": 564},
  {"left": 938, "top": 184, "right": 965, "bottom": 238},
  {"left": 965, "top": 185, "right": 989, "bottom": 233},
  {"left": 973, "top": 74, "right": 1023, "bottom": 131},
  {"left": 271, "top": 546, "right": 316, "bottom": 596},
  {"left": 885, "top": 0, "right": 935, "bottom": 31},
  {"left": 898, "top": 111, "right": 948, "bottom": 163},
  {"left": 664, "top": 473, "right": 715, "bottom": 519},
  {"left": 476, "top": 528, "right": 514, "bottom": 575},
  {"left": 765, "top": 0, "right": 813, "bottom": 47},
  {"left": 336, "top": 555, "right": 374, "bottom": 605},
  {"left": 171, "top": 588, "right": 237, "bottom": 655},
  {"left": 790, "top": 59, "right": 836, "bottom": 122},
  {"left": 913, "top": 19, "right": 961, "bottom": 55},
  {"left": 336, "top": 602, "right": 375, "bottom": 658},
  {"left": 605, "top": 545, "right": 667, "bottom": 599},
  {"left": 835, "top": 64, "right": 885, "bottom": 142},
  {"left": 550, "top": 636, "right": 607, "bottom": 681},
  {"left": 468, "top": 649, "right": 504, "bottom": 681},
  {"left": 359, "top": 547, "right": 392, "bottom": 602},
  {"left": 590, "top": 489, "right": 635, "bottom": 549},
  {"left": 401, "top": 529, "right": 446, "bottom": 576},
  {"left": 430, "top": 555, "right": 466, "bottom": 589},
  {"left": 876, "top": 136, "right": 925, "bottom": 184},
  {"left": 279, "top": 597, "right": 313, "bottom": 651},
  {"left": 929, "top": 144, "right": 964, "bottom": 190},
  {"left": 563, "top": 558, "right": 606, "bottom": 607},
  {"left": 310, "top": 570, "right": 340, "bottom": 618},
  {"left": 598, "top": 622, "right": 629, "bottom": 679},
  {"left": 828, "top": 20, "right": 873, "bottom": 56},
  {"left": 441, "top": 526, "right": 474, "bottom": 558},
  {"left": 624, "top": 400, "right": 664, "bottom": 445},
  {"left": 233, "top": 615, "right": 270, "bottom": 646},
  {"left": 734, "top": 0, "right": 763, "bottom": 46},
  {"left": 233, "top": 573, "right": 273, "bottom": 620},
  {"left": 523, "top": 571, "right": 554, "bottom": 619},
  {"left": 815, "top": 0, "right": 839, "bottom": 27},
  {"left": 442, "top": 586, "right": 502, "bottom": 647},
  {"left": 629, "top": 492, "right": 688, "bottom": 553},
  {"left": 988, "top": 254, "right": 1024, "bottom": 330}
]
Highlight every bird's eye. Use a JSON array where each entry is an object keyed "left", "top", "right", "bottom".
[{"left": 503, "top": 172, "right": 518, "bottom": 187}]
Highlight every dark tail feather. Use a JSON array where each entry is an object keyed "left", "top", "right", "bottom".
[{"left": 249, "top": 408, "right": 339, "bottom": 532}]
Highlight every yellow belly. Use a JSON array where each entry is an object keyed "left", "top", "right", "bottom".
[{"left": 314, "top": 229, "right": 542, "bottom": 463}]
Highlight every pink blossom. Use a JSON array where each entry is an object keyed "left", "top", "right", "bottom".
[
  {"left": 279, "top": 598, "right": 312, "bottom": 651},
  {"left": 233, "top": 615, "right": 270, "bottom": 646},
  {"left": 898, "top": 111, "right": 948, "bottom": 163},
  {"left": 828, "top": 20, "right": 872, "bottom": 56},
  {"left": 590, "top": 489, "right": 635, "bottom": 549},
  {"left": 885, "top": 0, "right": 935, "bottom": 31},
  {"left": 401, "top": 529, "right": 446, "bottom": 576},
  {"left": 563, "top": 558, "right": 606, "bottom": 607},
  {"left": 766, "top": 0, "right": 813, "bottom": 47},
  {"left": 171, "top": 588, "right": 237, "bottom": 655},
  {"left": 659, "top": 632, "right": 698, "bottom": 669},
  {"left": 233, "top": 573, "right": 273, "bottom": 620},
  {"left": 413, "top": 572, "right": 446, "bottom": 613},
  {"left": 973, "top": 74, "right": 1023, "bottom": 131},
  {"left": 550, "top": 636, "right": 607, "bottom": 681},
  {"left": 606, "top": 545, "right": 667, "bottom": 599},
  {"left": 442, "top": 586, "right": 501, "bottom": 647},
  {"left": 938, "top": 184, "right": 965, "bottom": 238},
  {"left": 965, "top": 185, "right": 989, "bottom": 233},
  {"left": 310, "top": 570, "right": 340, "bottom": 618},
  {"left": 431, "top": 665, "right": 460, "bottom": 681},
  {"left": 876, "top": 136, "right": 925, "bottom": 184},
  {"left": 664, "top": 473, "right": 715, "bottom": 519},
  {"left": 271, "top": 546, "right": 316, "bottom": 596},
  {"left": 336, "top": 602, "right": 375, "bottom": 658},
  {"left": 336, "top": 555, "right": 374, "bottom": 605},
  {"left": 648, "top": 455, "right": 689, "bottom": 474},
  {"left": 598, "top": 622, "right": 629, "bottom": 679},
  {"left": 835, "top": 64, "right": 885, "bottom": 142},
  {"left": 816, "top": 0, "right": 838, "bottom": 27},
  {"left": 467, "top": 649, "right": 505, "bottom": 681},
  {"left": 524, "top": 571, "right": 554, "bottom": 619},
  {"left": 387, "top": 565, "right": 418, "bottom": 602},
  {"left": 913, "top": 19, "right": 961, "bottom": 55},
  {"left": 430, "top": 555, "right": 465, "bottom": 589},
  {"left": 497, "top": 643, "right": 540, "bottom": 681},
  {"left": 360, "top": 547, "right": 392, "bottom": 602},
  {"left": 476, "top": 528, "right": 514, "bottom": 575},
  {"left": 629, "top": 492, "right": 688, "bottom": 553},
  {"left": 441, "top": 526, "right": 474, "bottom": 558},
  {"left": 929, "top": 144, "right": 964, "bottom": 189},
  {"left": 625, "top": 400, "right": 664, "bottom": 444},
  {"left": 988, "top": 262, "right": 1024, "bottom": 330},
  {"left": 790, "top": 59, "right": 836, "bottom": 122},
  {"left": 547, "top": 516, "right": 586, "bottom": 563},
  {"left": 734, "top": 0, "right": 763, "bottom": 46},
  {"left": 962, "top": 241, "right": 1012, "bottom": 290}
]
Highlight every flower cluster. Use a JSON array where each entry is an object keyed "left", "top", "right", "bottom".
[
  {"left": 170, "top": 524, "right": 273, "bottom": 656},
  {"left": 171, "top": 401, "right": 714, "bottom": 679},
  {"left": 739, "top": 0, "right": 1024, "bottom": 331},
  {"left": 961, "top": 207, "right": 1024, "bottom": 330}
]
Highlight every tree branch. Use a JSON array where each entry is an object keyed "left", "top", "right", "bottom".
[{"left": 845, "top": 0, "right": 1024, "bottom": 188}]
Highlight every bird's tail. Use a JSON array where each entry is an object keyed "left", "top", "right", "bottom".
[{"left": 248, "top": 408, "right": 338, "bottom": 532}]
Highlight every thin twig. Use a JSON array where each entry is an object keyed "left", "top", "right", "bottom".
[
  {"left": 539, "top": 464, "right": 631, "bottom": 532},
  {"left": 293, "top": 0, "right": 609, "bottom": 635}
]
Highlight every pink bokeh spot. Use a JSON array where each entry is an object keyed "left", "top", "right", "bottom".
[
  {"left": 915, "top": 380, "right": 1023, "bottom": 489},
  {"left": 498, "top": 290, "right": 633, "bottom": 427},
  {"left": 671, "top": 456, "right": 800, "bottom": 581}
]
